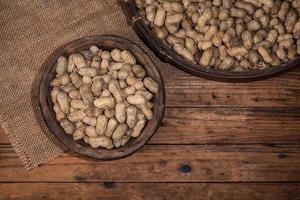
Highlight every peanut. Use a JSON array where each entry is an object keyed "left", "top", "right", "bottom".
[
  {"left": 50, "top": 74, "right": 70, "bottom": 87},
  {"left": 56, "top": 91, "right": 70, "bottom": 114},
  {"left": 56, "top": 56, "right": 67, "bottom": 77},
  {"left": 126, "top": 106, "right": 138, "bottom": 128},
  {"left": 89, "top": 136, "right": 113, "bottom": 149},
  {"left": 68, "top": 110, "right": 86, "bottom": 123},
  {"left": 60, "top": 119, "right": 75, "bottom": 135},
  {"left": 112, "top": 124, "right": 128, "bottom": 140},
  {"left": 73, "top": 125, "right": 85, "bottom": 141},
  {"left": 70, "top": 54, "right": 87, "bottom": 69},
  {"left": 143, "top": 77, "right": 159, "bottom": 93},
  {"left": 105, "top": 118, "right": 118, "bottom": 137}
]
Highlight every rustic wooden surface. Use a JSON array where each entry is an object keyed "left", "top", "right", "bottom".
[{"left": 1, "top": 69, "right": 300, "bottom": 199}]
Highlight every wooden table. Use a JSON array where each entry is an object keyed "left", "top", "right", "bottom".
[{"left": 1, "top": 70, "right": 300, "bottom": 200}]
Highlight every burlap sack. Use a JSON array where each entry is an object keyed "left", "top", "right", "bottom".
[{"left": 0, "top": 0, "right": 183, "bottom": 170}]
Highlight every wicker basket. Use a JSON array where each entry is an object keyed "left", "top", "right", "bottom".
[{"left": 125, "top": 0, "right": 300, "bottom": 82}]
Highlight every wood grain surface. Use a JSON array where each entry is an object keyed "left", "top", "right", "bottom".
[
  {"left": 165, "top": 71, "right": 300, "bottom": 107},
  {"left": 1, "top": 183, "right": 299, "bottom": 200},
  {"left": 1, "top": 144, "right": 300, "bottom": 182},
  {"left": 1, "top": 68, "right": 300, "bottom": 199}
]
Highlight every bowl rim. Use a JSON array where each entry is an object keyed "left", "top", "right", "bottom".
[
  {"left": 126, "top": 0, "right": 300, "bottom": 82},
  {"left": 39, "top": 35, "right": 166, "bottom": 160}
]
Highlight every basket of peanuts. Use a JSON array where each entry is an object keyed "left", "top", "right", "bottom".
[
  {"left": 126, "top": 0, "right": 300, "bottom": 81},
  {"left": 39, "top": 35, "right": 165, "bottom": 159}
]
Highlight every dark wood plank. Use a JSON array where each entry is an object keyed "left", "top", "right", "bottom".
[
  {"left": 1, "top": 107, "right": 300, "bottom": 144},
  {"left": 151, "top": 107, "right": 300, "bottom": 144},
  {"left": 1, "top": 144, "right": 299, "bottom": 182},
  {"left": 165, "top": 70, "right": 300, "bottom": 108},
  {"left": 0, "top": 183, "right": 299, "bottom": 200}
]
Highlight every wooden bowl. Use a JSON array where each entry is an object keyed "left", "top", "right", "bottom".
[
  {"left": 39, "top": 35, "right": 165, "bottom": 160},
  {"left": 125, "top": 0, "right": 300, "bottom": 82}
]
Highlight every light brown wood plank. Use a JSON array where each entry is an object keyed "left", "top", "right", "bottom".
[
  {"left": 1, "top": 144, "right": 299, "bottom": 182},
  {"left": 165, "top": 69, "right": 300, "bottom": 108},
  {"left": 0, "top": 183, "right": 299, "bottom": 200},
  {"left": 1, "top": 107, "right": 300, "bottom": 144}
]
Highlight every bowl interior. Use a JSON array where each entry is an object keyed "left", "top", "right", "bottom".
[{"left": 39, "top": 35, "right": 165, "bottom": 160}]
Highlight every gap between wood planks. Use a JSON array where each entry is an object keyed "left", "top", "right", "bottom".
[{"left": 1, "top": 179, "right": 300, "bottom": 184}]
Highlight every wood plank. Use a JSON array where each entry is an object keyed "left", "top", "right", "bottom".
[
  {"left": 0, "top": 183, "right": 299, "bottom": 200},
  {"left": 0, "top": 129, "right": 7, "bottom": 143},
  {"left": 165, "top": 69, "right": 300, "bottom": 108},
  {"left": 152, "top": 107, "right": 300, "bottom": 144},
  {"left": 1, "top": 144, "right": 300, "bottom": 182},
  {"left": 1, "top": 107, "right": 300, "bottom": 144}
]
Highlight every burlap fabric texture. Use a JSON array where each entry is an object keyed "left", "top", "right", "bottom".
[{"left": 0, "top": 0, "right": 183, "bottom": 170}]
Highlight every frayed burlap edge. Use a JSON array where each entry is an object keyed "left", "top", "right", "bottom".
[{"left": 0, "top": 113, "right": 64, "bottom": 170}]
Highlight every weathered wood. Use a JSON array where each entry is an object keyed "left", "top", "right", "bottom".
[
  {"left": 0, "top": 183, "right": 299, "bottom": 200},
  {"left": 0, "top": 129, "right": 7, "bottom": 143},
  {"left": 0, "top": 3, "right": 299, "bottom": 199},
  {"left": 1, "top": 144, "right": 299, "bottom": 182},
  {"left": 39, "top": 35, "right": 165, "bottom": 160},
  {"left": 152, "top": 107, "right": 300, "bottom": 144},
  {"left": 2, "top": 107, "right": 300, "bottom": 144},
  {"left": 165, "top": 70, "right": 300, "bottom": 107}
]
